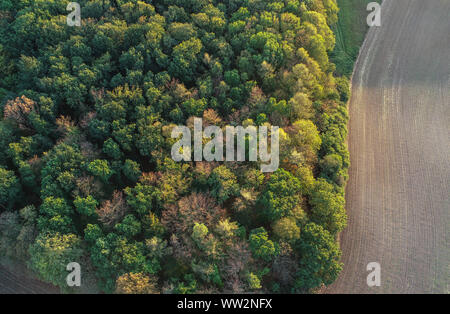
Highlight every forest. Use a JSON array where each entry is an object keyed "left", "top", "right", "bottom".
[{"left": 0, "top": 0, "right": 350, "bottom": 293}]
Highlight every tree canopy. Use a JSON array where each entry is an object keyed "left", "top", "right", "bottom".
[{"left": 0, "top": 0, "right": 349, "bottom": 293}]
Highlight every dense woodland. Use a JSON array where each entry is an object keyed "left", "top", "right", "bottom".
[{"left": 0, "top": 0, "right": 350, "bottom": 293}]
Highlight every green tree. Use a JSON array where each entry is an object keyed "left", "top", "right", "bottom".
[
  {"left": 136, "top": 112, "right": 163, "bottom": 158},
  {"left": 0, "top": 167, "right": 21, "bottom": 210},
  {"left": 247, "top": 272, "right": 262, "bottom": 290},
  {"left": 320, "top": 153, "right": 343, "bottom": 184},
  {"left": 0, "top": 121, "right": 17, "bottom": 165},
  {"left": 192, "top": 222, "right": 209, "bottom": 242},
  {"left": 28, "top": 232, "right": 84, "bottom": 289},
  {"left": 125, "top": 183, "right": 162, "bottom": 216},
  {"left": 74, "top": 195, "right": 98, "bottom": 217},
  {"left": 115, "top": 214, "right": 142, "bottom": 238},
  {"left": 168, "top": 37, "right": 202, "bottom": 82},
  {"left": 122, "top": 159, "right": 141, "bottom": 182},
  {"left": 272, "top": 217, "right": 301, "bottom": 243},
  {"left": 309, "top": 179, "right": 347, "bottom": 234},
  {"left": 208, "top": 165, "right": 239, "bottom": 204},
  {"left": 259, "top": 168, "right": 302, "bottom": 221},
  {"left": 115, "top": 272, "right": 159, "bottom": 294},
  {"left": 294, "top": 223, "right": 342, "bottom": 291},
  {"left": 103, "top": 138, "right": 123, "bottom": 160},
  {"left": 249, "top": 227, "right": 278, "bottom": 262},
  {"left": 37, "top": 209, "right": 74, "bottom": 233},
  {"left": 88, "top": 159, "right": 113, "bottom": 182}
]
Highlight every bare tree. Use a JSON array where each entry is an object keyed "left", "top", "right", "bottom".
[
  {"left": 161, "top": 192, "right": 226, "bottom": 234},
  {"left": 74, "top": 176, "right": 104, "bottom": 199},
  {"left": 222, "top": 241, "right": 252, "bottom": 293},
  {"left": 4, "top": 96, "right": 38, "bottom": 130},
  {"left": 272, "top": 242, "right": 298, "bottom": 290},
  {"left": 97, "top": 190, "right": 129, "bottom": 227}
]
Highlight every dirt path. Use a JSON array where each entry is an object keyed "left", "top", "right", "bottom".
[{"left": 326, "top": 0, "right": 449, "bottom": 293}]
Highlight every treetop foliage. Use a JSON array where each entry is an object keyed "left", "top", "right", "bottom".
[{"left": 0, "top": 0, "right": 349, "bottom": 293}]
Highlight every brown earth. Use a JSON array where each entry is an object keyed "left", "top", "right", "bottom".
[
  {"left": 0, "top": 264, "right": 59, "bottom": 294},
  {"left": 326, "top": 0, "right": 449, "bottom": 293}
]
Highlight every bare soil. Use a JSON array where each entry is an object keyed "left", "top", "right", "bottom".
[
  {"left": 0, "top": 263, "right": 59, "bottom": 294},
  {"left": 326, "top": 0, "right": 449, "bottom": 293}
]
